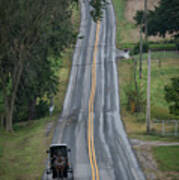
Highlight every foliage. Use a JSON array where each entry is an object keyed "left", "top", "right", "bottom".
[
  {"left": 125, "top": 83, "right": 146, "bottom": 113},
  {"left": 175, "top": 38, "right": 179, "bottom": 50},
  {"left": 13, "top": 56, "right": 59, "bottom": 122},
  {"left": 134, "top": 10, "right": 144, "bottom": 26},
  {"left": 0, "top": 0, "right": 77, "bottom": 130},
  {"left": 132, "top": 41, "right": 149, "bottom": 55},
  {"left": 164, "top": 77, "right": 179, "bottom": 115},
  {"left": 0, "top": 43, "right": 72, "bottom": 179},
  {"left": 134, "top": 0, "right": 179, "bottom": 37},
  {"left": 90, "top": 0, "right": 107, "bottom": 22}
]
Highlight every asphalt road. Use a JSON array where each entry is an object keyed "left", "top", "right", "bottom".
[{"left": 43, "top": 0, "right": 146, "bottom": 179}]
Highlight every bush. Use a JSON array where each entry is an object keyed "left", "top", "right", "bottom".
[
  {"left": 125, "top": 84, "right": 146, "bottom": 113},
  {"left": 164, "top": 77, "right": 179, "bottom": 115},
  {"left": 175, "top": 38, "right": 179, "bottom": 50},
  {"left": 132, "top": 41, "right": 149, "bottom": 55},
  {"left": 14, "top": 99, "right": 49, "bottom": 122}
]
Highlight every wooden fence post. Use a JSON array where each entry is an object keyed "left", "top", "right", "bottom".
[
  {"left": 175, "top": 120, "right": 178, "bottom": 136},
  {"left": 162, "top": 120, "right": 165, "bottom": 136}
]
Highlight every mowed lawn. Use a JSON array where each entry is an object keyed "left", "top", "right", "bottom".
[
  {"left": 153, "top": 146, "right": 179, "bottom": 172},
  {"left": 118, "top": 51, "right": 179, "bottom": 138}
]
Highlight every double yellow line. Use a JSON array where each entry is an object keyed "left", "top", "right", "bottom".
[{"left": 88, "top": 21, "right": 100, "bottom": 180}]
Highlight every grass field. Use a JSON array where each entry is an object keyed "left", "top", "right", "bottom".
[
  {"left": 118, "top": 51, "right": 179, "bottom": 140},
  {"left": 0, "top": 115, "right": 57, "bottom": 180},
  {"left": 153, "top": 146, "right": 179, "bottom": 172}
]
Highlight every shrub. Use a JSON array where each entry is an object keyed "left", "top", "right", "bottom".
[
  {"left": 125, "top": 84, "right": 146, "bottom": 113},
  {"left": 164, "top": 77, "right": 179, "bottom": 115},
  {"left": 132, "top": 41, "right": 149, "bottom": 55},
  {"left": 175, "top": 38, "right": 179, "bottom": 50}
]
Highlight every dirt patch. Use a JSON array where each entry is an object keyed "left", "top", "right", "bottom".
[{"left": 131, "top": 139, "right": 179, "bottom": 180}]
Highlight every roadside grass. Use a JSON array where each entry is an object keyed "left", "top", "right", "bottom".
[
  {"left": 0, "top": 115, "right": 57, "bottom": 180},
  {"left": 118, "top": 51, "right": 179, "bottom": 141},
  {"left": 153, "top": 146, "right": 179, "bottom": 172},
  {"left": 112, "top": 0, "right": 134, "bottom": 47}
]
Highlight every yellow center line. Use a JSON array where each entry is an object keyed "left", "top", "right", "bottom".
[{"left": 88, "top": 21, "right": 100, "bottom": 180}]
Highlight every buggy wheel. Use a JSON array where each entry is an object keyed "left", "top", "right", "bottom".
[{"left": 67, "top": 169, "right": 74, "bottom": 180}]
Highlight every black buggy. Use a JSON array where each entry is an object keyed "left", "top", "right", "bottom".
[{"left": 46, "top": 144, "right": 73, "bottom": 179}]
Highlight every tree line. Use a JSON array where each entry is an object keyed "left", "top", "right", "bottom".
[
  {"left": 0, "top": 0, "right": 107, "bottom": 132},
  {"left": 0, "top": 0, "right": 78, "bottom": 131}
]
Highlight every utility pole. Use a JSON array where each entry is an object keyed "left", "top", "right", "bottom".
[
  {"left": 146, "top": 50, "right": 151, "bottom": 133},
  {"left": 139, "top": 23, "right": 143, "bottom": 79},
  {"left": 144, "top": 0, "right": 148, "bottom": 41}
]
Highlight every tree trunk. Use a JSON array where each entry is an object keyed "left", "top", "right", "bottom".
[
  {"left": 133, "top": 57, "right": 140, "bottom": 112},
  {"left": 28, "top": 98, "right": 36, "bottom": 121},
  {"left": 5, "top": 53, "right": 24, "bottom": 132},
  {"left": 5, "top": 107, "right": 13, "bottom": 132},
  {"left": 1, "top": 114, "right": 5, "bottom": 128}
]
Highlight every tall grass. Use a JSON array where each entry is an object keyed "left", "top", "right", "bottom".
[{"left": 112, "top": 0, "right": 136, "bottom": 47}]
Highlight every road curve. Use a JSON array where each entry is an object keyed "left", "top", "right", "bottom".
[{"left": 43, "top": 0, "right": 146, "bottom": 179}]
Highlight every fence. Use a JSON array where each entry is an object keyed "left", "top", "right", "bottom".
[{"left": 152, "top": 120, "right": 179, "bottom": 136}]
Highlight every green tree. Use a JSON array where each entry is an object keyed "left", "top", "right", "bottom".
[
  {"left": 90, "top": 0, "right": 107, "bottom": 22},
  {"left": 164, "top": 77, "right": 179, "bottom": 115},
  {"left": 134, "top": 0, "right": 179, "bottom": 38},
  {"left": 0, "top": 0, "right": 76, "bottom": 131},
  {"left": 14, "top": 55, "right": 59, "bottom": 122}
]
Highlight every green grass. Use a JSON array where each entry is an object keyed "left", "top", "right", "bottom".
[
  {"left": 111, "top": 0, "right": 141, "bottom": 47},
  {"left": 112, "top": 0, "right": 136, "bottom": 47},
  {"left": 120, "top": 43, "right": 176, "bottom": 51},
  {"left": 118, "top": 51, "right": 179, "bottom": 140},
  {"left": 153, "top": 146, "right": 179, "bottom": 172},
  {"left": 0, "top": 115, "right": 57, "bottom": 180},
  {"left": 150, "top": 43, "right": 176, "bottom": 51}
]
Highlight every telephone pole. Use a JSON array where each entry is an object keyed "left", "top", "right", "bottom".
[
  {"left": 144, "top": 0, "right": 148, "bottom": 41},
  {"left": 139, "top": 23, "right": 143, "bottom": 79},
  {"left": 146, "top": 50, "right": 151, "bottom": 133}
]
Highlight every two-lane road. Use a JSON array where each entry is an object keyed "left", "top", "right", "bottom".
[{"left": 43, "top": 0, "right": 145, "bottom": 179}]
